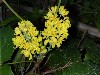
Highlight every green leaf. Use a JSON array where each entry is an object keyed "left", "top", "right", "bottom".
[
  {"left": 0, "top": 26, "right": 14, "bottom": 63},
  {"left": 54, "top": 61, "right": 100, "bottom": 75},
  {"left": 47, "top": 37, "right": 100, "bottom": 75},
  {"left": 0, "top": 16, "right": 19, "bottom": 27},
  {"left": 0, "top": 64, "right": 14, "bottom": 75},
  {"left": 81, "top": 38, "right": 100, "bottom": 65},
  {"left": 48, "top": 38, "right": 81, "bottom": 69}
]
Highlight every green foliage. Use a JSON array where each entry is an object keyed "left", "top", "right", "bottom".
[
  {"left": 47, "top": 36, "right": 100, "bottom": 75},
  {"left": 0, "top": 16, "right": 19, "bottom": 27},
  {"left": 78, "top": 0, "right": 100, "bottom": 30},
  {"left": 0, "top": 26, "right": 14, "bottom": 63},
  {"left": 47, "top": 38, "right": 81, "bottom": 73},
  {"left": 81, "top": 38, "right": 100, "bottom": 65},
  {"left": 47, "top": 48, "right": 81, "bottom": 73},
  {"left": 0, "top": 64, "right": 14, "bottom": 75},
  {"left": 0, "top": 25, "right": 15, "bottom": 75},
  {"left": 54, "top": 61, "right": 100, "bottom": 75},
  {"left": 12, "top": 49, "right": 26, "bottom": 75}
]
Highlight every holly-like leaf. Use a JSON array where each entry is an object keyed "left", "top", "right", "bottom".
[
  {"left": 54, "top": 61, "right": 100, "bottom": 75},
  {"left": 81, "top": 38, "right": 100, "bottom": 65},
  {"left": 46, "top": 37, "right": 100, "bottom": 75},
  {"left": 0, "top": 16, "right": 19, "bottom": 27},
  {"left": 0, "top": 64, "right": 14, "bottom": 75},
  {"left": 0, "top": 26, "right": 14, "bottom": 63},
  {"left": 47, "top": 38, "right": 81, "bottom": 70}
]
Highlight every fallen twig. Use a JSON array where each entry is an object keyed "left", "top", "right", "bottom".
[{"left": 78, "top": 22, "right": 100, "bottom": 38}]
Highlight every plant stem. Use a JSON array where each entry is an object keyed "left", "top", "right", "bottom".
[
  {"left": 58, "top": 0, "right": 61, "bottom": 8},
  {"left": 2, "top": 0, "right": 23, "bottom": 20},
  {"left": 25, "top": 59, "right": 42, "bottom": 75},
  {"left": 56, "top": 0, "right": 61, "bottom": 12},
  {"left": 0, "top": 61, "right": 35, "bottom": 66}
]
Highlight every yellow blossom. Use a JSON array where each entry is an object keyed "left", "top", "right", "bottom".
[
  {"left": 12, "top": 6, "right": 71, "bottom": 60},
  {"left": 59, "top": 6, "right": 69, "bottom": 16},
  {"left": 14, "top": 27, "right": 21, "bottom": 35},
  {"left": 42, "top": 6, "right": 71, "bottom": 48},
  {"left": 41, "top": 49, "right": 47, "bottom": 53},
  {"left": 21, "top": 50, "right": 32, "bottom": 60},
  {"left": 12, "top": 20, "right": 42, "bottom": 60},
  {"left": 40, "top": 46, "right": 47, "bottom": 53},
  {"left": 44, "top": 40, "right": 49, "bottom": 45}
]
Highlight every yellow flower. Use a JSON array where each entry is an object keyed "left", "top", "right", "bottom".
[
  {"left": 44, "top": 40, "right": 49, "bottom": 45},
  {"left": 38, "top": 36, "right": 42, "bottom": 42},
  {"left": 50, "top": 6, "right": 57, "bottom": 13},
  {"left": 21, "top": 50, "right": 32, "bottom": 60},
  {"left": 12, "top": 20, "right": 42, "bottom": 60},
  {"left": 12, "top": 36, "right": 25, "bottom": 48},
  {"left": 56, "top": 43, "right": 61, "bottom": 48},
  {"left": 51, "top": 37, "right": 57, "bottom": 43},
  {"left": 59, "top": 6, "right": 69, "bottom": 16},
  {"left": 14, "top": 27, "right": 21, "bottom": 35},
  {"left": 41, "top": 49, "right": 47, "bottom": 53},
  {"left": 40, "top": 46, "right": 47, "bottom": 53},
  {"left": 42, "top": 6, "right": 71, "bottom": 48},
  {"left": 12, "top": 6, "right": 71, "bottom": 60}
]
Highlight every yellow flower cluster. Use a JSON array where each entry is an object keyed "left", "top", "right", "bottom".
[
  {"left": 12, "top": 20, "right": 47, "bottom": 60},
  {"left": 42, "top": 6, "right": 71, "bottom": 48},
  {"left": 12, "top": 6, "right": 71, "bottom": 60}
]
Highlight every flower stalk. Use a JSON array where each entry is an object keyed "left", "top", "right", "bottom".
[
  {"left": 2, "top": 0, "right": 23, "bottom": 20},
  {"left": 56, "top": 0, "right": 62, "bottom": 13}
]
